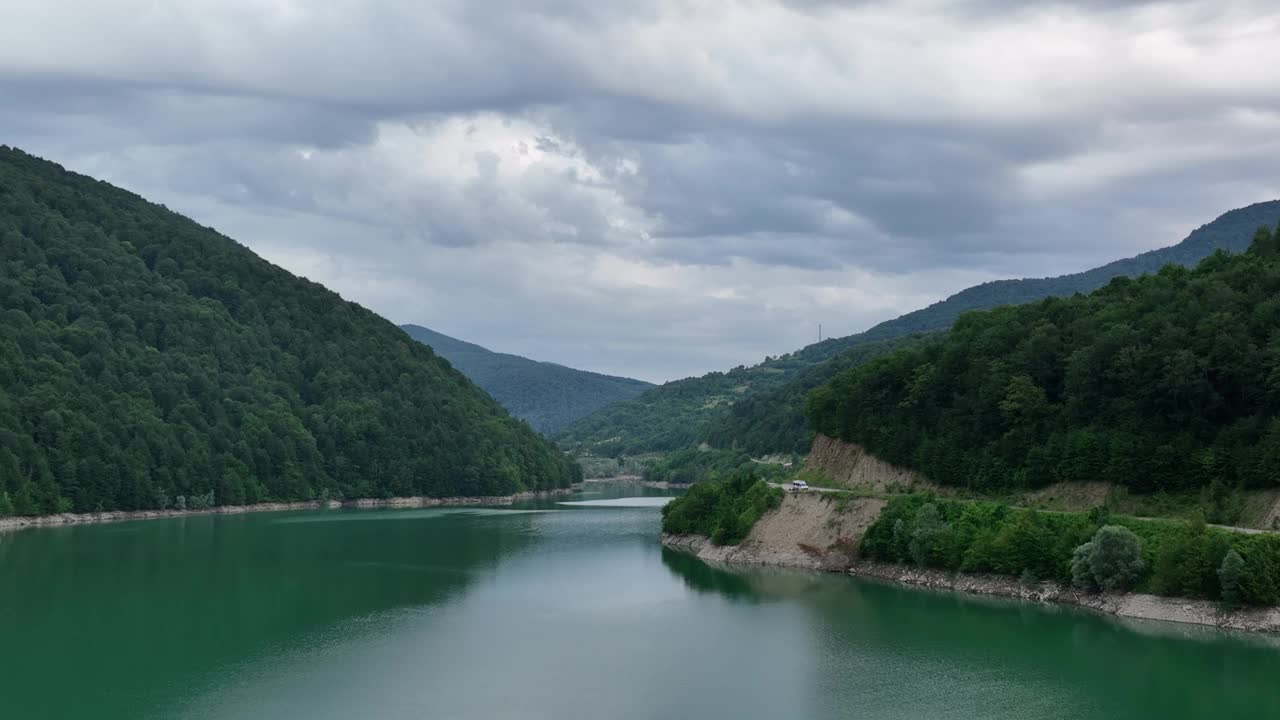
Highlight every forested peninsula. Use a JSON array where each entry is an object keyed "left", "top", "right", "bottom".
[{"left": 0, "top": 147, "right": 579, "bottom": 517}]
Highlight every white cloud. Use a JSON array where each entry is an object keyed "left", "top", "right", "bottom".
[{"left": 3, "top": 0, "right": 1279, "bottom": 381}]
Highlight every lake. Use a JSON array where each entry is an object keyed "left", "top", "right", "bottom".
[{"left": 2, "top": 484, "right": 1278, "bottom": 719}]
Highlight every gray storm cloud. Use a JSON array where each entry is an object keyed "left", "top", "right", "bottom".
[{"left": 2, "top": 0, "right": 1278, "bottom": 381}]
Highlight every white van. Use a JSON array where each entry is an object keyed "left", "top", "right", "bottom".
[{"left": 790, "top": 480, "right": 809, "bottom": 491}]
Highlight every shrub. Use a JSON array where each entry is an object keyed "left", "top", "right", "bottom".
[
  {"left": 661, "top": 470, "right": 783, "bottom": 545},
  {"left": 908, "top": 503, "right": 950, "bottom": 567},
  {"left": 1071, "top": 542, "right": 1097, "bottom": 591},
  {"left": 859, "top": 492, "right": 1280, "bottom": 605},
  {"left": 1219, "top": 549, "right": 1245, "bottom": 605},
  {"left": 1073, "top": 526, "right": 1146, "bottom": 593},
  {"left": 1150, "top": 519, "right": 1230, "bottom": 599}
]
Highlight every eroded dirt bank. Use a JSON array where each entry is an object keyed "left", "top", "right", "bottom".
[
  {"left": 664, "top": 491, "right": 1280, "bottom": 634},
  {"left": 804, "top": 434, "right": 932, "bottom": 493},
  {"left": 664, "top": 492, "right": 886, "bottom": 570},
  {"left": 0, "top": 488, "right": 574, "bottom": 534}
]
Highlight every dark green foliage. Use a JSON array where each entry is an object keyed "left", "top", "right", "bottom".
[
  {"left": 660, "top": 471, "right": 783, "bottom": 545},
  {"left": 1219, "top": 549, "right": 1245, "bottom": 605},
  {"left": 810, "top": 232, "right": 1280, "bottom": 494},
  {"left": 642, "top": 447, "right": 789, "bottom": 485},
  {"left": 1149, "top": 519, "right": 1231, "bottom": 599},
  {"left": 0, "top": 147, "right": 579, "bottom": 515},
  {"left": 562, "top": 201, "right": 1280, "bottom": 458},
  {"left": 907, "top": 502, "right": 949, "bottom": 567},
  {"left": 862, "top": 494, "right": 1280, "bottom": 605},
  {"left": 863, "top": 495, "right": 1093, "bottom": 582},
  {"left": 1071, "top": 543, "right": 1097, "bottom": 591},
  {"left": 555, "top": 361, "right": 805, "bottom": 456},
  {"left": 702, "top": 334, "right": 934, "bottom": 455},
  {"left": 1075, "top": 526, "right": 1145, "bottom": 592},
  {"left": 400, "top": 324, "right": 652, "bottom": 435}
]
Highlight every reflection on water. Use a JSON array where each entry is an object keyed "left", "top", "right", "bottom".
[
  {"left": 271, "top": 507, "right": 558, "bottom": 524},
  {"left": 661, "top": 546, "right": 759, "bottom": 600},
  {"left": 4, "top": 484, "right": 1280, "bottom": 720},
  {"left": 557, "top": 497, "right": 674, "bottom": 507}
]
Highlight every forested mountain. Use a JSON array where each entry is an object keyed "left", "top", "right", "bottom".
[
  {"left": 0, "top": 147, "right": 579, "bottom": 516},
  {"left": 701, "top": 334, "right": 937, "bottom": 455},
  {"left": 808, "top": 224, "right": 1280, "bottom": 493},
  {"left": 400, "top": 324, "right": 652, "bottom": 435},
  {"left": 552, "top": 334, "right": 906, "bottom": 455},
  {"left": 558, "top": 200, "right": 1280, "bottom": 458}
]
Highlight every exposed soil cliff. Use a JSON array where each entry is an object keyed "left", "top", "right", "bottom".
[
  {"left": 803, "top": 434, "right": 935, "bottom": 493},
  {"left": 804, "top": 434, "right": 1280, "bottom": 524},
  {"left": 664, "top": 492, "right": 886, "bottom": 570}
]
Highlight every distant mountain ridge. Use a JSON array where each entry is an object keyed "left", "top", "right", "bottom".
[
  {"left": 557, "top": 200, "right": 1280, "bottom": 457},
  {"left": 844, "top": 200, "right": 1280, "bottom": 346},
  {"left": 401, "top": 324, "right": 653, "bottom": 435}
]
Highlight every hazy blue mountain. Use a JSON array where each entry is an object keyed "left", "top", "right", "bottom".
[{"left": 401, "top": 324, "right": 653, "bottom": 435}]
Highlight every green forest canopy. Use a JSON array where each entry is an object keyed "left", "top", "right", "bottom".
[
  {"left": 401, "top": 324, "right": 652, "bottom": 435},
  {"left": 0, "top": 147, "right": 579, "bottom": 516},
  {"left": 808, "top": 224, "right": 1280, "bottom": 494},
  {"left": 559, "top": 200, "right": 1280, "bottom": 459},
  {"left": 700, "top": 334, "right": 934, "bottom": 456}
]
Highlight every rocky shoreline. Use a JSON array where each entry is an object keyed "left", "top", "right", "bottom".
[
  {"left": 845, "top": 558, "right": 1280, "bottom": 634},
  {"left": 662, "top": 499, "right": 1280, "bottom": 636},
  {"left": 0, "top": 487, "right": 575, "bottom": 534}
]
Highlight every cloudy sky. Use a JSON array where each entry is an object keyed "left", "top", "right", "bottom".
[{"left": 3, "top": 0, "right": 1278, "bottom": 382}]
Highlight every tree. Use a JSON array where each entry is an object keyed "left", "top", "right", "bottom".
[
  {"left": 1072, "top": 525, "right": 1145, "bottom": 593},
  {"left": 1250, "top": 225, "right": 1278, "bottom": 256},
  {"left": 909, "top": 502, "right": 952, "bottom": 567},
  {"left": 1219, "top": 549, "right": 1245, "bottom": 605},
  {"left": 807, "top": 225, "right": 1280, "bottom": 497},
  {"left": 1071, "top": 541, "right": 1097, "bottom": 591}
]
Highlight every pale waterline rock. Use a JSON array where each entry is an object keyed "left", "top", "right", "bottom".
[{"left": 0, "top": 488, "right": 575, "bottom": 534}]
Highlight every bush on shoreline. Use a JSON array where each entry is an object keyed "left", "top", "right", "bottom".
[
  {"left": 861, "top": 493, "right": 1280, "bottom": 606},
  {"left": 661, "top": 470, "right": 783, "bottom": 545}
]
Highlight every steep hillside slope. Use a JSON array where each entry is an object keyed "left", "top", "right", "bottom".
[
  {"left": 809, "top": 223, "right": 1280, "bottom": 494},
  {"left": 702, "top": 333, "right": 939, "bottom": 455},
  {"left": 0, "top": 147, "right": 578, "bottom": 516},
  {"left": 401, "top": 324, "right": 652, "bottom": 434},
  {"left": 560, "top": 202, "right": 1280, "bottom": 457}
]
